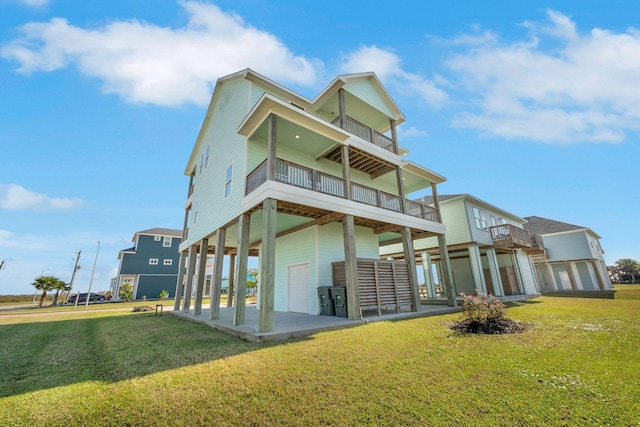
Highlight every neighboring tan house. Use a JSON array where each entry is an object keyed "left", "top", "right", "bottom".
[
  {"left": 175, "top": 68, "right": 455, "bottom": 332},
  {"left": 380, "top": 194, "right": 542, "bottom": 299},
  {"left": 112, "top": 228, "right": 182, "bottom": 300},
  {"left": 522, "top": 216, "right": 613, "bottom": 292}
]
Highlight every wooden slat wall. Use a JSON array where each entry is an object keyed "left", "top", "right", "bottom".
[
  {"left": 499, "top": 266, "right": 519, "bottom": 295},
  {"left": 332, "top": 258, "right": 414, "bottom": 315}
]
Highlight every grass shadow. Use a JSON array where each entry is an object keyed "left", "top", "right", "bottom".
[{"left": 0, "top": 312, "right": 290, "bottom": 398}]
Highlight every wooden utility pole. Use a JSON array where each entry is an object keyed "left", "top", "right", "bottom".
[{"left": 65, "top": 251, "right": 81, "bottom": 302}]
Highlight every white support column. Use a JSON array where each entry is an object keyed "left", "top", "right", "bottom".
[
  {"left": 182, "top": 246, "right": 197, "bottom": 313},
  {"left": 227, "top": 253, "right": 236, "bottom": 307},
  {"left": 209, "top": 229, "right": 226, "bottom": 320},
  {"left": 421, "top": 252, "right": 436, "bottom": 298},
  {"left": 468, "top": 245, "right": 487, "bottom": 295},
  {"left": 193, "top": 237, "right": 208, "bottom": 316},
  {"left": 485, "top": 248, "right": 504, "bottom": 297},
  {"left": 401, "top": 227, "right": 420, "bottom": 312},
  {"left": 546, "top": 262, "right": 558, "bottom": 291},
  {"left": 569, "top": 262, "right": 584, "bottom": 290},
  {"left": 437, "top": 235, "right": 457, "bottom": 307},
  {"left": 173, "top": 250, "right": 188, "bottom": 311}
]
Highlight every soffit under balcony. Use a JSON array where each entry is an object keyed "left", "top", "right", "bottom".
[{"left": 322, "top": 145, "right": 395, "bottom": 178}]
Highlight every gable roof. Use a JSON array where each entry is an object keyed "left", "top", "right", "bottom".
[
  {"left": 135, "top": 228, "right": 183, "bottom": 238},
  {"left": 522, "top": 216, "right": 599, "bottom": 237}
]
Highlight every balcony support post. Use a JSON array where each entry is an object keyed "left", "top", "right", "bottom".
[
  {"left": 259, "top": 199, "right": 277, "bottom": 332},
  {"left": 194, "top": 236, "right": 209, "bottom": 316},
  {"left": 421, "top": 252, "right": 436, "bottom": 298},
  {"left": 438, "top": 235, "right": 457, "bottom": 307},
  {"left": 395, "top": 167, "right": 406, "bottom": 214},
  {"left": 401, "top": 227, "right": 420, "bottom": 312},
  {"left": 390, "top": 119, "right": 399, "bottom": 154},
  {"left": 209, "top": 229, "right": 226, "bottom": 320},
  {"left": 341, "top": 144, "right": 351, "bottom": 200},
  {"left": 182, "top": 245, "right": 198, "bottom": 313},
  {"left": 338, "top": 88, "right": 346, "bottom": 129},
  {"left": 173, "top": 250, "right": 188, "bottom": 311},
  {"left": 233, "top": 213, "right": 250, "bottom": 326},
  {"left": 468, "top": 245, "right": 488, "bottom": 295},
  {"left": 485, "top": 248, "right": 504, "bottom": 297},
  {"left": 226, "top": 253, "right": 235, "bottom": 307},
  {"left": 267, "top": 114, "right": 277, "bottom": 181},
  {"left": 430, "top": 182, "right": 442, "bottom": 223},
  {"left": 342, "top": 214, "right": 362, "bottom": 320}
]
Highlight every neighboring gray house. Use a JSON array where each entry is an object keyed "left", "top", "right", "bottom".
[
  {"left": 523, "top": 216, "right": 613, "bottom": 292},
  {"left": 112, "top": 228, "right": 183, "bottom": 300}
]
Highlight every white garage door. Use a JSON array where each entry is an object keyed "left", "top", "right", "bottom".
[{"left": 288, "top": 263, "right": 310, "bottom": 313}]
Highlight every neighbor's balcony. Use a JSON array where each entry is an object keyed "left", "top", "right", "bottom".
[
  {"left": 490, "top": 224, "right": 535, "bottom": 249},
  {"left": 246, "top": 158, "right": 439, "bottom": 222},
  {"left": 331, "top": 116, "right": 397, "bottom": 154}
]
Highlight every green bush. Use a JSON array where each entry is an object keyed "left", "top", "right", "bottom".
[
  {"left": 158, "top": 290, "right": 169, "bottom": 300},
  {"left": 460, "top": 291, "right": 505, "bottom": 322}
]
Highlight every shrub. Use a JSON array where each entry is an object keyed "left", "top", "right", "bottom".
[
  {"left": 460, "top": 291, "right": 505, "bottom": 322},
  {"left": 158, "top": 290, "right": 169, "bottom": 300}
]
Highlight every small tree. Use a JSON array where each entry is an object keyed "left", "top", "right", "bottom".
[
  {"left": 32, "top": 276, "right": 66, "bottom": 308},
  {"left": 615, "top": 258, "right": 640, "bottom": 283},
  {"left": 119, "top": 283, "right": 134, "bottom": 301},
  {"left": 158, "top": 289, "right": 169, "bottom": 300}
]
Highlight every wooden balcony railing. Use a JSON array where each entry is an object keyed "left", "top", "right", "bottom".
[
  {"left": 245, "top": 158, "right": 439, "bottom": 222},
  {"left": 331, "top": 116, "right": 397, "bottom": 154},
  {"left": 489, "top": 224, "right": 532, "bottom": 249}
]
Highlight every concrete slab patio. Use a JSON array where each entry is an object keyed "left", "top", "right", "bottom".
[{"left": 169, "top": 304, "right": 460, "bottom": 342}]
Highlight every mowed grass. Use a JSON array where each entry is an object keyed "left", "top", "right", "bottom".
[{"left": 0, "top": 287, "right": 638, "bottom": 426}]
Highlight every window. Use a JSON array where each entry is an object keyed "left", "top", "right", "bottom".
[
  {"left": 499, "top": 218, "right": 507, "bottom": 225},
  {"left": 193, "top": 200, "right": 200, "bottom": 224},
  {"left": 154, "top": 235, "right": 161, "bottom": 241},
  {"left": 163, "top": 259, "right": 173, "bottom": 265},
  {"left": 199, "top": 153, "right": 204, "bottom": 175},
  {"left": 163, "top": 237, "right": 172, "bottom": 247},
  {"left": 472, "top": 207, "right": 487, "bottom": 230},
  {"left": 225, "top": 163, "right": 233, "bottom": 197},
  {"left": 204, "top": 145, "right": 210, "bottom": 168},
  {"left": 149, "top": 259, "right": 159, "bottom": 265},
  {"left": 490, "top": 215, "right": 497, "bottom": 227}
]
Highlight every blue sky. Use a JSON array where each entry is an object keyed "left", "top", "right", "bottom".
[{"left": 1, "top": 0, "right": 639, "bottom": 295}]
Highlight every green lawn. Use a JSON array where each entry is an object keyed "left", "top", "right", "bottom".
[{"left": 0, "top": 287, "right": 638, "bottom": 426}]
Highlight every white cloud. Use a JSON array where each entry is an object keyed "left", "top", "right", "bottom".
[
  {"left": 398, "top": 126, "right": 428, "bottom": 139},
  {"left": 340, "top": 45, "right": 449, "bottom": 109},
  {"left": 1, "top": 1, "right": 319, "bottom": 107},
  {"left": 0, "top": 184, "right": 83, "bottom": 211},
  {"left": 18, "top": 0, "right": 50, "bottom": 7},
  {"left": 446, "top": 10, "right": 640, "bottom": 144}
]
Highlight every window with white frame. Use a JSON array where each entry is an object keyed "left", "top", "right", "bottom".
[
  {"left": 499, "top": 218, "right": 507, "bottom": 225},
  {"left": 149, "top": 258, "right": 159, "bottom": 265},
  {"left": 204, "top": 145, "right": 210, "bottom": 168},
  {"left": 163, "top": 236, "right": 172, "bottom": 247},
  {"left": 193, "top": 200, "right": 200, "bottom": 224},
  {"left": 225, "top": 163, "right": 233, "bottom": 197},
  {"left": 154, "top": 235, "right": 161, "bottom": 241},
  {"left": 490, "top": 215, "right": 497, "bottom": 227},
  {"left": 472, "top": 207, "right": 487, "bottom": 230},
  {"left": 163, "top": 259, "right": 173, "bottom": 265}
]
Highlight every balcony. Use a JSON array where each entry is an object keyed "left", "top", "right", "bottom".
[
  {"left": 331, "top": 116, "right": 397, "bottom": 154},
  {"left": 490, "top": 224, "right": 533, "bottom": 249},
  {"left": 246, "top": 158, "right": 439, "bottom": 222}
]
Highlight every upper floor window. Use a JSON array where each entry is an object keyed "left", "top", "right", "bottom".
[
  {"left": 163, "top": 259, "right": 173, "bottom": 265},
  {"left": 193, "top": 200, "right": 200, "bottom": 224},
  {"left": 225, "top": 163, "right": 233, "bottom": 197},
  {"left": 163, "top": 237, "right": 172, "bottom": 247},
  {"left": 149, "top": 259, "right": 159, "bottom": 265},
  {"left": 154, "top": 235, "right": 161, "bottom": 241},
  {"left": 472, "top": 207, "right": 487, "bottom": 230},
  {"left": 199, "top": 145, "right": 211, "bottom": 176}
]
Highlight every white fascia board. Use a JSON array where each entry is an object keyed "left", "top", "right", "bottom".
[
  {"left": 402, "top": 161, "right": 447, "bottom": 184},
  {"left": 242, "top": 180, "right": 446, "bottom": 235},
  {"left": 462, "top": 194, "right": 526, "bottom": 223}
]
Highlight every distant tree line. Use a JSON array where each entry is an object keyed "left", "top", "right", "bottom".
[{"left": 608, "top": 258, "right": 640, "bottom": 284}]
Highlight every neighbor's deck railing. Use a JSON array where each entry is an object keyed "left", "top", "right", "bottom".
[
  {"left": 489, "top": 224, "right": 532, "bottom": 248},
  {"left": 331, "top": 116, "right": 397, "bottom": 154},
  {"left": 246, "top": 158, "right": 439, "bottom": 222}
]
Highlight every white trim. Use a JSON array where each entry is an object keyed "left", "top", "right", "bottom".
[{"left": 149, "top": 258, "right": 159, "bottom": 265}]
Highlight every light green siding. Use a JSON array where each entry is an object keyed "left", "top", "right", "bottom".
[
  {"left": 187, "top": 79, "right": 251, "bottom": 246},
  {"left": 344, "top": 79, "right": 393, "bottom": 117}
]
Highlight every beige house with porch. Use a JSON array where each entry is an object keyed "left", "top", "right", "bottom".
[{"left": 174, "top": 69, "right": 456, "bottom": 332}]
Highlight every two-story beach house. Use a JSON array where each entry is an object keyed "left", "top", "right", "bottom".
[
  {"left": 380, "top": 194, "right": 541, "bottom": 299},
  {"left": 523, "top": 216, "right": 613, "bottom": 292},
  {"left": 174, "top": 69, "right": 456, "bottom": 332},
  {"left": 112, "top": 228, "right": 182, "bottom": 300}
]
